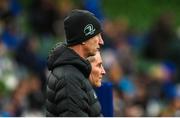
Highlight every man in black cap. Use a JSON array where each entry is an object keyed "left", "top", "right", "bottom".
[{"left": 46, "top": 9, "right": 104, "bottom": 117}]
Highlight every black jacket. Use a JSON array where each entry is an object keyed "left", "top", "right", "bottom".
[{"left": 46, "top": 44, "right": 102, "bottom": 117}]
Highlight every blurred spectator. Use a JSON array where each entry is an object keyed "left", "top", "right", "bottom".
[
  {"left": 57, "top": 0, "right": 75, "bottom": 18},
  {"left": 14, "top": 36, "right": 46, "bottom": 90},
  {"left": 142, "top": 11, "right": 180, "bottom": 93},
  {"left": 0, "top": 0, "right": 23, "bottom": 51},
  {"left": 83, "top": 0, "right": 105, "bottom": 21},
  {"left": 159, "top": 96, "right": 180, "bottom": 117},
  {"left": 23, "top": 74, "right": 44, "bottom": 117},
  {"left": 1, "top": 18, "right": 22, "bottom": 51},
  {"left": 4, "top": 79, "right": 30, "bottom": 116},
  {"left": 124, "top": 103, "right": 144, "bottom": 117},
  {"left": 143, "top": 12, "right": 176, "bottom": 60},
  {"left": 55, "top": 0, "right": 75, "bottom": 37},
  {"left": 28, "top": 0, "right": 60, "bottom": 36},
  {"left": 0, "top": 39, "right": 19, "bottom": 91},
  {"left": 102, "top": 19, "right": 119, "bottom": 50}
]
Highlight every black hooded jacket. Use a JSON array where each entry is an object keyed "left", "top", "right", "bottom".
[{"left": 46, "top": 44, "right": 102, "bottom": 117}]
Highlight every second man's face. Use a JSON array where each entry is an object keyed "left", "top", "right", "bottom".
[{"left": 89, "top": 52, "right": 106, "bottom": 87}]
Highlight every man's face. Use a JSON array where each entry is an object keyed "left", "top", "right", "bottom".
[
  {"left": 89, "top": 52, "right": 106, "bottom": 87},
  {"left": 84, "top": 33, "right": 104, "bottom": 57}
]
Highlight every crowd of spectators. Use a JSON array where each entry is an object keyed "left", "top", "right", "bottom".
[{"left": 0, "top": 0, "right": 180, "bottom": 116}]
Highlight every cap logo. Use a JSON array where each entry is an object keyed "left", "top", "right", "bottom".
[{"left": 84, "top": 24, "right": 95, "bottom": 36}]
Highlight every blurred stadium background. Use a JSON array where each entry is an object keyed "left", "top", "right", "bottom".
[{"left": 0, "top": 0, "right": 180, "bottom": 117}]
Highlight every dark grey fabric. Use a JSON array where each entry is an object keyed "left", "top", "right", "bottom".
[{"left": 46, "top": 44, "right": 101, "bottom": 117}]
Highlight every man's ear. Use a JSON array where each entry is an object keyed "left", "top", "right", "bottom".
[{"left": 82, "top": 42, "right": 86, "bottom": 45}]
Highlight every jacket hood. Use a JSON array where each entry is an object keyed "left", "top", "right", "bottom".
[{"left": 47, "top": 43, "right": 91, "bottom": 78}]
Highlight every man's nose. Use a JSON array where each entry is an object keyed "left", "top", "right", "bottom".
[
  {"left": 99, "top": 35, "right": 104, "bottom": 45},
  {"left": 102, "top": 67, "right": 106, "bottom": 75}
]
